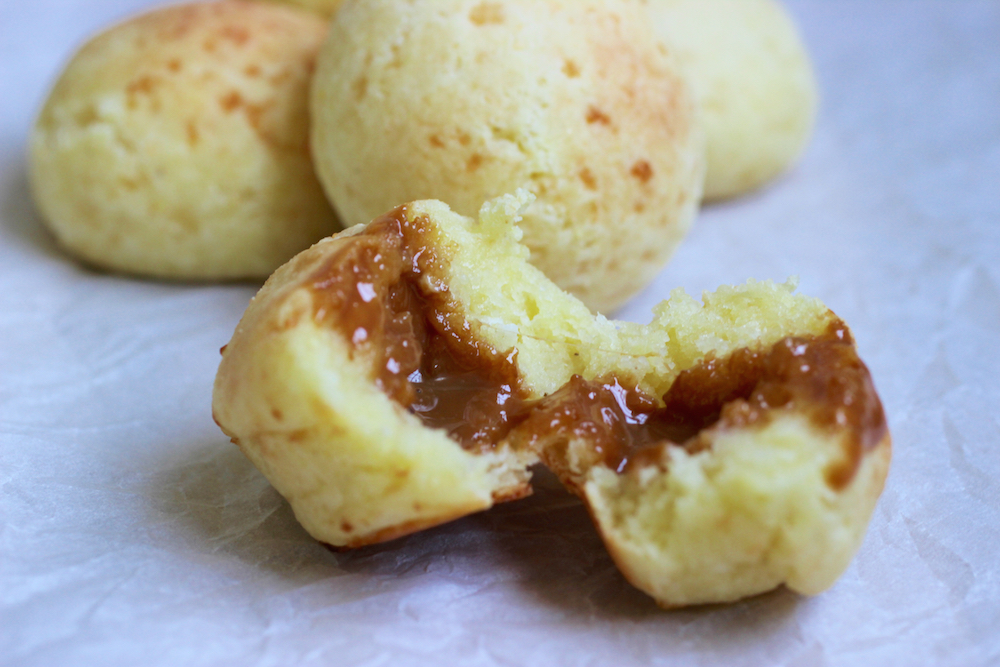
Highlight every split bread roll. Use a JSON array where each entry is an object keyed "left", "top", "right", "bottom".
[
  {"left": 212, "top": 192, "right": 890, "bottom": 607},
  {"left": 645, "top": 0, "right": 818, "bottom": 201},
  {"left": 310, "top": 0, "right": 704, "bottom": 314},
  {"left": 30, "top": 0, "right": 338, "bottom": 279}
]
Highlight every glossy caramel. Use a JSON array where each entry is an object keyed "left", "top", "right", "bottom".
[
  {"left": 521, "top": 323, "right": 887, "bottom": 486},
  {"left": 310, "top": 211, "right": 885, "bottom": 489},
  {"left": 310, "top": 207, "right": 527, "bottom": 452}
]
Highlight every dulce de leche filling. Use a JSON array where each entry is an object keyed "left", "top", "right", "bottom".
[
  {"left": 520, "top": 323, "right": 887, "bottom": 488},
  {"left": 309, "top": 207, "right": 529, "bottom": 452},
  {"left": 309, "top": 210, "right": 886, "bottom": 489}
]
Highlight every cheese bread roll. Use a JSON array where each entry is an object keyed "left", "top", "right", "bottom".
[
  {"left": 310, "top": 0, "right": 703, "bottom": 313},
  {"left": 646, "top": 0, "right": 818, "bottom": 200},
  {"left": 213, "top": 192, "right": 889, "bottom": 606},
  {"left": 30, "top": 1, "right": 338, "bottom": 279}
]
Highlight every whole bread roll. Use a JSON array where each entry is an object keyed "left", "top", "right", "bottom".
[
  {"left": 646, "top": 0, "right": 818, "bottom": 200},
  {"left": 30, "top": 0, "right": 339, "bottom": 279},
  {"left": 214, "top": 191, "right": 890, "bottom": 607},
  {"left": 310, "top": 0, "right": 704, "bottom": 314}
]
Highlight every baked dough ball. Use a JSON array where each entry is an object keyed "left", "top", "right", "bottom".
[
  {"left": 213, "top": 196, "right": 543, "bottom": 548},
  {"left": 310, "top": 0, "right": 704, "bottom": 313},
  {"left": 30, "top": 1, "right": 339, "bottom": 280},
  {"left": 645, "top": 0, "right": 818, "bottom": 201},
  {"left": 265, "top": 0, "right": 345, "bottom": 17},
  {"left": 213, "top": 191, "right": 890, "bottom": 606}
]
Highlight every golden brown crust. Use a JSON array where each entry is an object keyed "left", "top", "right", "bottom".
[
  {"left": 340, "top": 509, "right": 483, "bottom": 549},
  {"left": 328, "top": 477, "right": 533, "bottom": 549},
  {"left": 490, "top": 482, "right": 534, "bottom": 504}
]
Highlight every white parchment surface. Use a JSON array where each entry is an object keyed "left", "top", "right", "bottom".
[{"left": 2, "top": 2, "right": 998, "bottom": 665}]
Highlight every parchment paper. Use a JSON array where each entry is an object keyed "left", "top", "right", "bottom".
[{"left": 2, "top": 2, "right": 998, "bottom": 665}]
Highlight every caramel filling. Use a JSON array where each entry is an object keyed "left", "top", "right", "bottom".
[
  {"left": 310, "top": 207, "right": 528, "bottom": 452},
  {"left": 310, "top": 210, "right": 886, "bottom": 488},
  {"left": 520, "top": 324, "right": 887, "bottom": 487}
]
